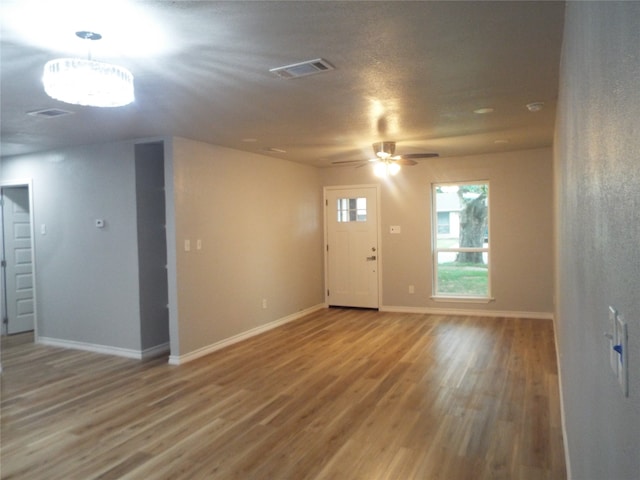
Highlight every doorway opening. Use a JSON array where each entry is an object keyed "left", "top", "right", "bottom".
[{"left": 1, "top": 181, "right": 36, "bottom": 339}]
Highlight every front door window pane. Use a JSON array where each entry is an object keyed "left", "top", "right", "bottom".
[{"left": 337, "top": 197, "right": 367, "bottom": 222}]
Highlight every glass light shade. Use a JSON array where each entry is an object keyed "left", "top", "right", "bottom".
[
  {"left": 43, "top": 58, "right": 134, "bottom": 107},
  {"left": 374, "top": 162, "right": 388, "bottom": 177},
  {"left": 373, "top": 161, "right": 401, "bottom": 177},
  {"left": 388, "top": 162, "right": 401, "bottom": 175}
]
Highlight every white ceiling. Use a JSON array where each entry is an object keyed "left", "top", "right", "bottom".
[{"left": 0, "top": 1, "right": 565, "bottom": 167}]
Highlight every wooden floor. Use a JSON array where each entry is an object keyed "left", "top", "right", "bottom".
[{"left": 0, "top": 308, "right": 566, "bottom": 479}]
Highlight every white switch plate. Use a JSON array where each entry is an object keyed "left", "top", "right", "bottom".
[
  {"left": 616, "top": 314, "right": 628, "bottom": 397},
  {"left": 390, "top": 225, "right": 401, "bottom": 234},
  {"left": 95, "top": 219, "right": 105, "bottom": 228},
  {"left": 608, "top": 306, "right": 618, "bottom": 375},
  {"left": 184, "top": 239, "right": 191, "bottom": 252}
]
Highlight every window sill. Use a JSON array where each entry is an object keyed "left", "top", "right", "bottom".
[{"left": 431, "top": 296, "right": 495, "bottom": 304}]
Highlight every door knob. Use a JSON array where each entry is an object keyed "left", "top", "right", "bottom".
[{"left": 366, "top": 255, "right": 377, "bottom": 261}]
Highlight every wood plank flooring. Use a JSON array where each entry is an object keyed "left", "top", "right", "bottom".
[{"left": 0, "top": 308, "right": 566, "bottom": 479}]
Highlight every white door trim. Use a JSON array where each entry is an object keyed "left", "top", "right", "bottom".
[
  {"left": 1, "top": 179, "right": 38, "bottom": 339},
  {"left": 323, "top": 184, "right": 382, "bottom": 308}
]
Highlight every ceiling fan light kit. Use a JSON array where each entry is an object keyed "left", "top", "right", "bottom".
[
  {"left": 373, "top": 141, "right": 397, "bottom": 158},
  {"left": 374, "top": 160, "right": 401, "bottom": 178},
  {"left": 331, "top": 141, "right": 439, "bottom": 175}
]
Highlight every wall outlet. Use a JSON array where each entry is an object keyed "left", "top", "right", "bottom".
[
  {"left": 262, "top": 298, "right": 268, "bottom": 309},
  {"left": 408, "top": 285, "right": 415, "bottom": 294}
]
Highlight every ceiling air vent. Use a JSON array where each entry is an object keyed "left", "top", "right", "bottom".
[
  {"left": 270, "top": 58, "right": 334, "bottom": 79},
  {"left": 27, "top": 108, "right": 74, "bottom": 118}
]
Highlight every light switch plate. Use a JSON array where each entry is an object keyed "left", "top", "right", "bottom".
[
  {"left": 616, "top": 314, "right": 628, "bottom": 397},
  {"left": 390, "top": 225, "right": 401, "bottom": 234}
]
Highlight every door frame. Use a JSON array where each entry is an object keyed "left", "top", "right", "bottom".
[
  {"left": 323, "top": 184, "right": 382, "bottom": 308},
  {"left": 1, "top": 179, "right": 38, "bottom": 338}
]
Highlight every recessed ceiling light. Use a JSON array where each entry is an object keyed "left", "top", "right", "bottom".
[
  {"left": 265, "top": 147, "right": 287, "bottom": 154},
  {"left": 473, "top": 107, "right": 494, "bottom": 114},
  {"left": 494, "top": 139, "right": 510, "bottom": 144},
  {"left": 526, "top": 102, "right": 544, "bottom": 112},
  {"left": 242, "top": 138, "right": 258, "bottom": 143}
]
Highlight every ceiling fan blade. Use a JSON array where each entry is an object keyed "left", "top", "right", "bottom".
[
  {"left": 394, "top": 158, "right": 418, "bottom": 166},
  {"left": 397, "top": 153, "right": 439, "bottom": 159},
  {"left": 331, "top": 159, "right": 366, "bottom": 165}
]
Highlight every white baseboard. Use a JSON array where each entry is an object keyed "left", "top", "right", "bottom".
[
  {"left": 142, "top": 342, "right": 170, "bottom": 359},
  {"left": 552, "top": 317, "right": 572, "bottom": 479},
  {"left": 168, "top": 303, "right": 326, "bottom": 366},
  {"left": 38, "top": 336, "right": 169, "bottom": 360},
  {"left": 380, "top": 305, "right": 554, "bottom": 320}
]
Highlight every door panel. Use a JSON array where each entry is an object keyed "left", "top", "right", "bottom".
[
  {"left": 2, "top": 186, "right": 35, "bottom": 334},
  {"left": 326, "top": 187, "right": 378, "bottom": 308}
]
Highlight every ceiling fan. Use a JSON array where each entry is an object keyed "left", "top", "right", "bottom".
[{"left": 332, "top": 141, "right": 439, "bottom": 176}]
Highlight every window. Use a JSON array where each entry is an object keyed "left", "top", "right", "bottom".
[
  {"left": 337, "top": 197, "right": 367, "bottom": 222},
  {"left": 432, "top": 182, "right": 490, "bottom": 299},
  {"left": 437, "top": 212, "right": 450, "bottom": 234}
]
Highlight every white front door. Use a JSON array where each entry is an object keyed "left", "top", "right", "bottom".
[
  {"left": 325, "top": 186, "right": 379, "bottom": 308},
  {"left": 1, "top": 186, "right": 35, "bottom": 334}
]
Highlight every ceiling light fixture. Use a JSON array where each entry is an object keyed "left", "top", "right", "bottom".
[
  {"left": 372, "top": 142, "right": 401, "bottom": 177},
  {"left": 42, "top": 31, "right": 134, "bottom": 108},
  {"left": 373, "top": 160, "right": 401, "bottom": 178}
]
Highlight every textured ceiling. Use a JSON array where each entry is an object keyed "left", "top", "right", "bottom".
[{"left": 0, "top": 1, "right": 565, "bottom": 166}]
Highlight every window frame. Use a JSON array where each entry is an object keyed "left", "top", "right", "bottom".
[{"left": 431, "top": 181, "right": 492, "bottom": 302}]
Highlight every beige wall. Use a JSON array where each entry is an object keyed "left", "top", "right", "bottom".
[
  {"left": 170, "top": 137, "right": 324, "bottom": 356},
  {"left": 321, "top": 147, "right": 554, "bottom": 315}
]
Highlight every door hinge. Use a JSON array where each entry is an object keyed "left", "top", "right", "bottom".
[
  {"left": 0, "top": 260, "right": 6, "bottom": 268},
  {"left": 327, "top": 289, "right": 330, "bottom": 296},
  {"left": 326, "top": 244, "right": 329, "bottom": 252},
  {"left": 325, "top": 199, "right": 328, "bottom": 206},
  {"left": 2, "top": 317, "right": 8, "bottom": 326}
]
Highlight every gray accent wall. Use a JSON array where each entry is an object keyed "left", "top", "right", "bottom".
[
  {"left": 135, "top": 142, "right": 170, "bottom": 351},
  {"left": 555, "top": 2, "right": 640, "bottom": 479},
  {"left": 1, "top": 142, "right": 143, "bottom": 350}
]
